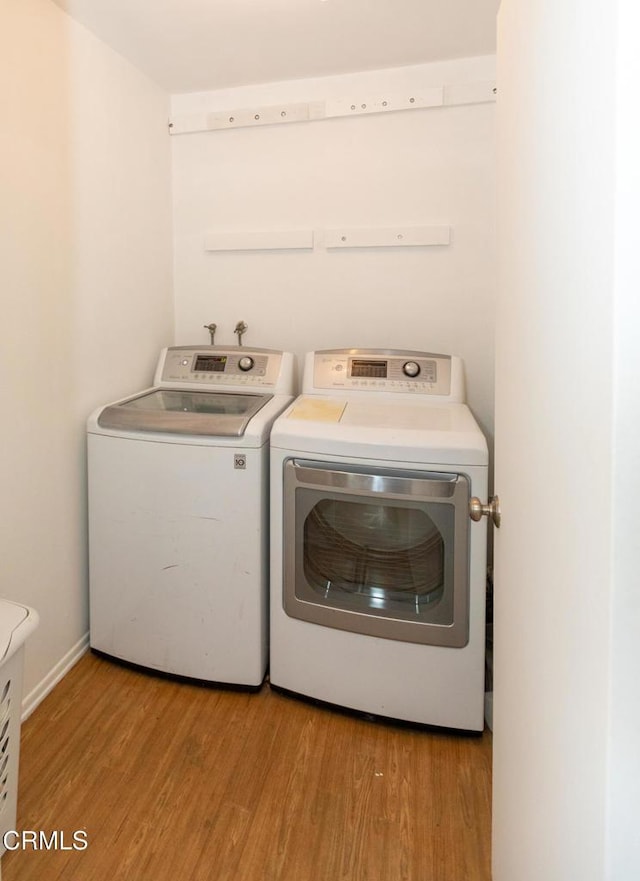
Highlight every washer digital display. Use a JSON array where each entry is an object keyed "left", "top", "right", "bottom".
[{"left": 193, "top": 355, "right": 227, "bottom": 373}]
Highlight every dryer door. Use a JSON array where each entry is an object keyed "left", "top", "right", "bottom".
[{"left": 283, "top": 460, "right": 471, "bottom": 647}]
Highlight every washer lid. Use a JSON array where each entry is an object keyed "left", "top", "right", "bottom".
[{"left": 97, "top": 389, "right": 273, "bottom": 437}]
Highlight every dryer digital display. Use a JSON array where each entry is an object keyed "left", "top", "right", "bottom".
[{"left": 350, "top": 359, "right": 388, "bottom": 378}]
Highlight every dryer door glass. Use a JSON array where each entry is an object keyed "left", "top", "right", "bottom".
[
  {"left": 304, "top": 499, "right": 448, "bottom": 615},
  {"left": 283, "top": 460, "right": 470, "bottom": 647}
]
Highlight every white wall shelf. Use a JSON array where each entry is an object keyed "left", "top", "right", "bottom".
[
  {"left": 170, "top": 81, "right": 496, "bottom": 136},
  {"left": 321, "top": 226, "right": 451, "bottom": 249},
  {"left": 203, "top": 226, "right": 451, "bottom": 252}
]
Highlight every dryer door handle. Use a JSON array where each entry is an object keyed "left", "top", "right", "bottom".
[{"left": 288, "top": 460, "right": 461, "bottom": 501}]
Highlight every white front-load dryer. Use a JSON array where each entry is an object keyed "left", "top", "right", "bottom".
[
  {"left": 88, "top": 346, "right": 295, "bottom": 687},
  {"left": 269, "top": 349, "right": 489, "bottom": 730}
]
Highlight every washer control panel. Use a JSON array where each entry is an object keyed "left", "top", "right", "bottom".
[
  {"left": 156, "top": 347, "right": 284, "bottom": 388},
  {"left": 311, "top": 349, "right": 454, "bottom": 396}
]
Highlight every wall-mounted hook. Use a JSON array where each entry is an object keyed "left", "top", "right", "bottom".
[
  {"left": 234, "top": 321, "right": 248, "bottom": 346},
  {"left": 203, "top": 323, "right": 217, "bottom": 345}
]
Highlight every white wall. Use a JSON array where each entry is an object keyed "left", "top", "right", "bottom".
[
  {"left": 608, "top": 0, "right": 640, "bottom": 874},
  {"left": 171, "top": 56, "right": 496, "bottom": 442},
  {"left": 493, "top": 0, "right": 640, "bottom": 878},
  {"left": 0, "top": 0, "right": 173, "bottom": 703}
]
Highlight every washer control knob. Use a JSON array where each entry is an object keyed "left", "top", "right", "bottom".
[
  {"left": 403, "top": 361, "right": 421, "bottom": 378},
  {"left": 238, "top": 356, "right": 254, "bottom": 372}
]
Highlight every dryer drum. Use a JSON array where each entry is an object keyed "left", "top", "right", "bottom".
[{"left": 303, "top": 499, "right": 444, "bottom": 601}]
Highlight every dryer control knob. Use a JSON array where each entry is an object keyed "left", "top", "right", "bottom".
[
  {"left": 238, "top": 356, "right": 254, "bottom": 372},
  {"left": 403, "top": 361, "right": 421, "bottom": 378}
]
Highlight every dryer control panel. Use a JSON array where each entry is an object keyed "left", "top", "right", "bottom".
[
  {"left": 155, "top": 346, "right": 295, "bottom": 394},
  {"left": 307, "top": 349, "right": 465, "bottom": 401}
]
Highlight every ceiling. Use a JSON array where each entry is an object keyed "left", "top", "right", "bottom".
[{"left": 53, "top": 0, "right": 500, "bottom": 95}]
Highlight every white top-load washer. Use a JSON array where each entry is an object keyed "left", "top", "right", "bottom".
[
  {"left": 88, "top": 346, "right": 295, "bottom": 687},
  {"left": 269, "top": 348, "right": 489, "bottom": 730}
]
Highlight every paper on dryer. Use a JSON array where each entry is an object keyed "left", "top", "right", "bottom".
[{"left": 288, "top": 398, "right": 346, "bottom": 422}]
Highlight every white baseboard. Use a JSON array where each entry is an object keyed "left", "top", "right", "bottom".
[{"left": 21, "top": 632, "right": 90, "bottom": 722}]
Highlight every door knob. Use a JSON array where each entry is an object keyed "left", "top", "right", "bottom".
[{"left": 469, "top": 495, "right": 501, "bottom": 528}]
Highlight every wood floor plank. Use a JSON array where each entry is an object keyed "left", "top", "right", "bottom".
[{"left": 1, "top": 653, "right": 492, "bottom": 880}]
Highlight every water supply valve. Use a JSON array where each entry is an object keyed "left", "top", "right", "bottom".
[{"left": 234, "top": 321, "right": 248, "bottom": 346}]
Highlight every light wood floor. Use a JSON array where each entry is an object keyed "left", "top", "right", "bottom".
[{"left": 3, "top": 653, "right": 492, "bottom": 880}]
